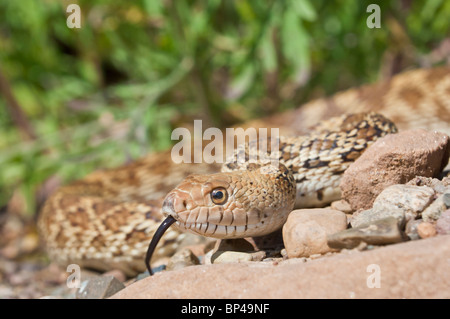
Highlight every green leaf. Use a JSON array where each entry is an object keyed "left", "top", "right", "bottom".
[
  {"left": 143, "top": 0, "right": 163, "bottom": 16},
  {"left": 260, "top": 28, "right": 277, "bottom": 72},
  {"left": 281, "top": 10, "right": 310, "bottom": 72},
  {"left": 235, "top": 0, "right": 256, "bottom": 22},
  {"left": 289, "top": 0, "right": 317, "bottom": 22}
]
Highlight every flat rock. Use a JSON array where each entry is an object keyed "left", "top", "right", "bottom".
[
  {"left": 211, "top": 251, "right": 266, "bottom": 264},
  {"left": 328, "top": 217, "right": 407, "bottom": 249},
  {"left": 282, "top": 208, "right": 348, "bottom": 258},
  {"left": 350, "top": 184, "right": 435, "bottom": 228},
  {"left": 110, "top": 235, "right": 450, "bottom": 299},
  {"left": 340, "top": 129, "right": 450, "bottom": 211}
]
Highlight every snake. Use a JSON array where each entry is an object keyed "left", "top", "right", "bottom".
[{"left": 37, "top": 67, "right": 450, "bottom": 276}]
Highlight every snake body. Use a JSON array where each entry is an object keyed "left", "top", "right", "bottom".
[
  {"left": 161, "top": 113, "right": 396, "bottom": 239},
  {"left": 38, "top": 67, "right": 450, "bottom": 275}
]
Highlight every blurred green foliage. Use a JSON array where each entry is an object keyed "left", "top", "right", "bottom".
[{"left": 0, "top": 0, "right": 449, "bottom": 215}]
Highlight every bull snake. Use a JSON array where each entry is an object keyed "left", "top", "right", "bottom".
[{"left": 38, "top": 67, "right": 450, "bottom": 276}]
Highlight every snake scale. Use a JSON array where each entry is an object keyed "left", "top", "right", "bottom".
[{"left": 38, "top": 67, "right": 450, "bottom": 276}]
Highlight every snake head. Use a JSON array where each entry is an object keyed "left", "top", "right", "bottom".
[
  {"left": 160, "top": 163, "right": 296, "bottom": 239},
  {"left": 146, "top": 163, "right": 295, "bottom": 274}
]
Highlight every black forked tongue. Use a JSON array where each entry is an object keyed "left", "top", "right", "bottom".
[{"left": 145, "top": 215, "right": 176, "bottom": 276}]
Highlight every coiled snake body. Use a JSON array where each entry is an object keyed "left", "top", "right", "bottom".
[{"left": 38, "top": 68, "right": 450, "bottom": 275}]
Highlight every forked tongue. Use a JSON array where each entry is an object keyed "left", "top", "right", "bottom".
[{"left": 145, "top": 215, "right": 176, "bottom": 275}]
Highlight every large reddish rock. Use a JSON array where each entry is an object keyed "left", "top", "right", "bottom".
[
  {"left": 110, "top": 235, "right": 450, "bottom": 299},
  {"left": 340, "top": 129, "right": 449, "bottom": 210}
]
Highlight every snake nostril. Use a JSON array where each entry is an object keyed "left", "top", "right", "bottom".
[{"left": 162, "top": 193, "right": 190, "bottom": 214}]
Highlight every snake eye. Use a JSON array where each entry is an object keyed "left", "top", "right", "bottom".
[{"left": 211, "top": 187, "right": 228, "bottom": 205}]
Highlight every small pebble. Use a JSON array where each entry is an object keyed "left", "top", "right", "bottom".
[
  {"left": 331, "top": 200, "right": 353, "bottom": 214},
  {"left": 417, "top": 222, "right": 437, "bottom": 239},
  {"left": 405, "top": 219, "right": 422, "bottom": 240}
]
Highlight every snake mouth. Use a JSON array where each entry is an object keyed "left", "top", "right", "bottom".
[
  {"left": 177, "top": 221, "right": 238, "bottom": 237},
  {"left": 173, "top": 220, "right": 276, "bottom": 239},
  {"left": 161, "top": 196, "right": 284, "bottom": 238},
  {"left": 161, "top": 203, "right": 256, "bottom": 238}
]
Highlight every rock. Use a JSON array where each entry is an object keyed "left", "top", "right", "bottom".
[
  {"left": 417, "top": 222, "right": 437, "bottom": 239},
  {"left": 110, "top": 235, "right": 450, "bottom": 299},
  {"left": 209, "top": 238, "right": 268, "bottom": 264},
  {"left": 328, "top": 217, "right": 407, "bottom": 249},
  {"left": 350, "top": 184, "right": 435, "bottom": 228},
  {"left": 422, "top": 193, "right": 450, "bottom": 222},
  {"left": 76, "top": 275, "right": 125, "bottom": 299},
  {"left": 405, "top": 177, "right": 450, "bottom": 222},
  {"left": 444, "top": 193, "right": 450, "bottom": 207},
  {"left": 282, "top": 208, "right": 348, "bottom": 258},
  {"left": 340, "top": 129, "right": 450, "bottom": 210},
  {"left": 165, "top": 248, "right": 200, "bottom": 272},
  {"left": 436, "top": 210, "right": 450, "bottom": 235},
  {"left": 407, "top": 176, "right": 450, "bottom": 193},
  {"left": 405, "top": 219, "right": 423, "bottom": 240},
  {"left": 212, "top": 251, "right": 255, "bottom": 264},
  {"left": 330, "top": 199, "right": 353, "bottom": 213}
]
